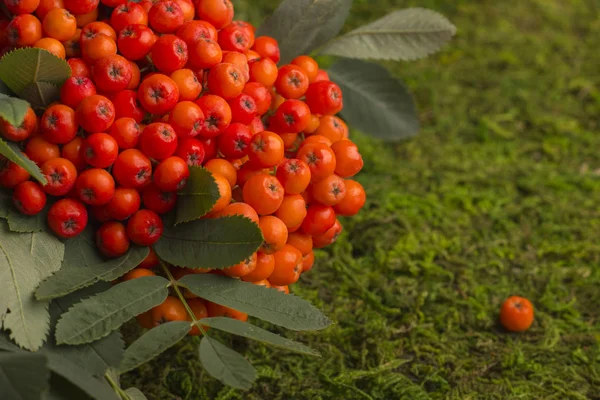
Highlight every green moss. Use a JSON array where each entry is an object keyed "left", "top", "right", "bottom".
[{"left": 122, "top": 0, "right": 600, "bottom": 398}]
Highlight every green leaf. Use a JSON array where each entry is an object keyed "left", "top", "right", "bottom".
[
  {"left": 328, "top": 59, "right": 420, "bottom": 140},
  {"left": 319, "top": 8, "right": 456, "bottom": 61},
  {"left": 55, "top": 276, "right": 170, "bottom": 345},
  {"left": 0, "top": 220, "right": 65, "bottom": 350},
  {"left": 0, "top": 94, "right": 29, "bottom": 126},
  {"left": 199, "top": 336, "right": 257, "bottom": 390},
  {"left": 0, "top": 139, "right": 47, "bottom": 184},
  {"left": 46, "top": 356, "right": 118, "bottom": 400},
  {"left": 0, "top": 190, "right": 10, "bottom": 219},
  {"left": 0, "top": 352, "right": 50, "bottom": 400},
  {"left": 46, "top": 374, "right": 96, "bottom": 400},
  {"left": 21, "top": 81, "right": 61, "bottom": 109},
  {"left": 256, "top": 0, "right": 352, "bottom": 64},
  {"left": 36, "top": 240, "right": 150, "bottom": 300},
  {"left": 44, "top": 285, "right": 126, "bottom": 378},
  {"left": 175, "top": 166, "right": 219, "bottom": 224},
  {"left": 119, "top": 321, "right": 190, "bottom": 373},
  {"left": 201, "top": 317, "right": 319, "bottom": 356},
  {"left": 124, "top": 388, "right": 147, "bottom": 400},
  {"left": 154, "top": 216, "right": 262, "bottom": 269},
  {"left": 178, "top": 274, "right": 332, "bottom": 331},
  {"left": 0, "top": 48, "right": 71, "bottom": 96},
  {"left": 6, "top": 200, "right": 52, "bottom": 233}
]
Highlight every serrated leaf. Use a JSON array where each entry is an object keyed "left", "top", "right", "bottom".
[
  {"left": 55, "top": 276, "right": 170, "bottom": 345},
  {"left": 328, "top": 59, "right": 420, "bottom": 140},
  {"left": 0, "top": 139, "right": 47, "bottom": 184},
  {"left": 0, "top": 48, "right": 71, "bottom": 95},
  {"left": 21, "top": 81, "right": 61, "bottom": 109},
  {"left": 179, "top": 274, "right": 332, "bottom": 331},
  {"left": 124, "top": 388, "right": 147, "bottom": 400},
  {"left": 319, "top": 8, "right": 456, "bottom": 61},
  {"left": 6, "top": 200, "right": 52, "bottom": 233},
  {"left": 257, "top": 0, "right": 352, "bottom": 64},
  {"left": 201, "top": 317, "right": 319, "bottom": 356},
  {"left": 44, "top": 285, "right": 125, "bottom": 378},
  {"left": 154, "top": 216, "right": 262, "bottom": 269},
  {"left": 36, "top": 239, "right": 150, "bottom": 300},
  {"left": 0, "top": 352, "right": 50, "bottom": 400},
  {"left": 175, "top": 166, "right": 219, "bottom": 224},
  {"left": 0, "top": 94, "right": 29, "bottom": 126},
  {"left": 0, "top": 220, "right": 65, "bottom": 350},
  {"left": 199, "top": 336, "right": 257, "bottom": 390},
  {"left": 0, "top": 190, "right": 10, "bottom": 219},
  {"left": 119, "top": 321, "right": 190, "bottom": 373}
]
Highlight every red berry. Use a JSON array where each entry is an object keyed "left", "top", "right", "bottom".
[
  {"left": 13, "top": 181, "right": 47, "bottom": 216},
  {"left": 272, "top": 99, "right": 311, "bottom": 134},
  {"left": 195, "top": 94, "right": 231, "bottom": 138},
  {"left": 305, "top": 81, "right": 343, "bottom": 116},
  {"left": 141, "top": 182, "right": 177, "bottom": 214},
  {"left": 301, "top": 204, "right": 336, "bottom": 236},
  {"left": 109, "top": 117, "right": 142, "bottom": 150},
  {"left": 47, "top": 198, "right": 88, "bottom": 239},
  {"left": 228, "top": 93, "right": 256, "bottom": 125},
  {"left": 243, "top": 82, "right": 271, "bottom": 116},
  {"left": 118, "top": 24, "right": 156, "bottom": 61},
  {"left": 81, "top": 133, "right": 119, "bottom": 168},
  {"left": 148, "top": 1, "right": 184, "bottom": 33},
  {"left": 139, "top": 122, "right": 178, "bottom": 160},
  {"left": 0, "top": 156, "right": 30, "bottom": 188},
  {"left": 112, "top": 149, "right": 152, "bottom": 189},
  {"left": 96, "top": 221, "right": 130, "bottom": 258},
  {"left": 153, "top": 156, "right": 189, "bottom": 192},
  {"left": 41, "top": 157, "right": 78, "bottom": 196},
  {"left": 126, "top": 209, "right": 164, "bottom": 246},
  {"left": 175, "top": 137, "right": 205, "bottom": 167},
  {"left": 112, "top": 90, "right": 146, "bottom": 123},
  {"left": 75, "top": 168, "right": 116, "bottom": 206},
  {"left": 110, "top": 3, "right": 148, "bottom": 34},
  {"left": 92, "top": 54, "right": 133, "bottom": 93},
  {"left": 76, "top": 95, "right": 116, "bottom": 133},
  {"left": 60, "top": 76, "right": 97, "bottom": 109},
  {"left": 217, "top": 123, "right": 252, "bottom": 159},
  {"left": 106, "top": 187, "right": 141, "bottom": 220},
  {"left": 151, "top": 34, "right": 188, "bottom": 74},
  {"left": 41, "top": 104, "right": 77, "bottom": 145},
  {"left": 138, "top": 74, "right": 179, "bottom": 115}
]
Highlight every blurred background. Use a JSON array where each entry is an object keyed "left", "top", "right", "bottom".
[{"left": 123, "top": 1, "right": 600, "bottom": 398}]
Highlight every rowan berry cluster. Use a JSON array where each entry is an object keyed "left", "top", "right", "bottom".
[{"left": 0, "top": 0, "right": 366, "bottom": 328}]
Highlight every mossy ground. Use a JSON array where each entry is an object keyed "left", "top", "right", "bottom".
[{"left": 122, "top": 0, "right": 600, "bottom": 398}]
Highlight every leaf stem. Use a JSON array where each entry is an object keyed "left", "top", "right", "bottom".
[
  {"left": 158, "top": 258, "right": 208, "bottom": 335},
  {"left": 105, "top": 371, "right": 130, "bottom": 400}
]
